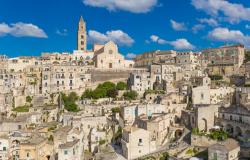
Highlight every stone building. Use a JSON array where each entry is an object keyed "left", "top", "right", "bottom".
[
  {"left": 190, "top": 104, "right": 219, "bottom": 132},
  {"left": 41, "top": 63, "right": 92, "bottom": 95},
  {"left": 77, "top": 16, "right": 87, "bottom": 51},
  {"left": 58, "top": 139, "right": 81, "bottom": 160},
  {"left": 208, "top": 138, "right": 240, "bottom": 160},
  {"left": 0, "top": 136, "right": 9, "bottom": 160},
  {"left": 93, "top": 41, "right": 134, "bottom": 69},
  {"left": 135, "top": 113, "right": 174, "bottom": 146},
  {"left": 202, "top": 44, "right": 245, "bottom": 76},
  {"left": 134, "top": 50, "right": 176, "bottom": 68},
  {"left": 128, "top": 69, "right": 152, "bottom": 95},
  {"left": 121, "top": 126, "right": 151, "bottom": 160},
  {"left": 19, "top": 136, "right": 53, "bottom": 160},
  {"left": 218, "top": 104, "right": 250, "bottom": 139}
]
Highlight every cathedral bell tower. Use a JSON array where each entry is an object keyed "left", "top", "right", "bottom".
[{"left": 77, "top": 16, "right": 87, "bottom": 51}]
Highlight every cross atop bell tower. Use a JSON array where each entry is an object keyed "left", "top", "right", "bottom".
[{"left": 77, "top": 16, "right": 87, "bottom": 51}]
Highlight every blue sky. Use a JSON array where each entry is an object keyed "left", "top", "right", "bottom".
[{"left": 1, "top": 0, "right": 250, "bottom": 58}]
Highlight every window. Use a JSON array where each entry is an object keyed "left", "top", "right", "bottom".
[
  {"left": 139, "top": 138, "right": 142, "bottom": 143},
  {"left": 213, "top": 153, "right": 217, "bottom": 160},
  {"left": 201, "top": 93, "right": 204, "bottom": 100},
  {"left": 27, "top": 153, "right": 30, "bottom": 157},
  {"left": 239, "top": 116, "right": 242, "bottom": 123},
  {"left": 3, "top": 147, "right": 6, "bottom": 151},
  {"left": 64, "top": 150, "right": 68, "bottom": 155},
  {"left": 109, "top": 50, "right": 113, "bottom": 54},
  {"left": 230, "top": 115, "right": 233, "bottom": 121}
]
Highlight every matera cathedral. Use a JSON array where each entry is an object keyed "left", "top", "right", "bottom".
[{"left": 77, "top": 16, "right": 87, "bottom": 51}]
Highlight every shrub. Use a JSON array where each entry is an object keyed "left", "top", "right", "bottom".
[
  {"left": 116, "top": 81, "right": 127, "bottom": 90},
  {"left": 62, "top": 92, "right": 79, "bottom": 112},
  {"left": 99, "top": 139, "right": 106, "bottom": 145},
  {"left": 12, "top": 106, "right": 29, "bottom": 112},
  {"left": 26, "top": 96, "right": 32, "bottom": 103},
  {"left": 107, "top": 88, "right": 118, "bottom": 98},
  {"left": 123, "top": 91, "right": 138, "bottom": 100},
  {"left": 111, "top": 107, "right": 121, "bottom": 113}
]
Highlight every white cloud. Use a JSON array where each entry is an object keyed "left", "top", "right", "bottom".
[
  {"left": 88, "top": 30, "right": 134, "bottom": 46},
  {"left": 149, "top": 35, "right": 195, "bottom": 50},
  {"left": 150, "top": 35, "right": 167, "bottom": 44},
  {"left": 56, "top": 29, "right": 68, "bottom": 36},
  {"left": 0, "top": 22, "right": 47, "bottom": 38},
  {"left": 170, "top": 39, "right": 195, "bottom": 50},
  {"left": 126, "top": 53, "right": 136, "bottom": 59},
  {"left": 208, "top": 27, "right": 250, "bottom": 47},
  {"left": 198, "top": 18, "right": 219, "bottom": 27},
  {"left": 192, "top": 24, "right": 205, "bottom": 33},
  {"left": 83, "top": 0, "right": 158, "bottom": 13},
  {"left": 170, "top": 19, "right": 187, "bottom": 31},
  {"left": 150, "top": 35, "right": 159, "bottom": 42},
  {"left": 192, "top": 0, "right": 250, "bottom": 23}
]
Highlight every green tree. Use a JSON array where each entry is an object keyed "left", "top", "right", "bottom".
[
  {"left": 116, "top": 81, "right": 127, "bottom": 90},
  {"left": 68, "top": 92, "right": 79, "bottom": 101},
  {"left": 26, "top": 96, "right": 32, "bottom": 103},
  {"left": 123, "top": 91, "right": 138, "bottom": 100},
  {"left": 160, "top": 152, "right": 169, "bottom": 160},
  {"left": 111, "top": 107, "right": 121, "bottom": 113},
  {"left": 92, "top": 88, "right": 106, "bottom": 99},
  {"left": 81, "top": 89, "right": 93, "bottom": 99},
  {"left": 107, "top": 88, "right": 118, "bottom": 98},
  {"left": 97, "top": 81, "right": 115, "bottom": 90},
  {"left": 62, "top": 92, "right": 79, "bottom": 112}
]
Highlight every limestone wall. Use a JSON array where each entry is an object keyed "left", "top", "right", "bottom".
[{"left": 191, "top": 135, "right": 217, "bottom": 147}]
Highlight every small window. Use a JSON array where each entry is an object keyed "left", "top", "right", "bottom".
[
  {"left": 109, "top": 50, "right": 113, "bottom": 54},
  {"left": 64, "top": 150, "right": 68, "bottom": 155},
  {"left": 139, "top": 139, "right": 142, "bottom": 143}
]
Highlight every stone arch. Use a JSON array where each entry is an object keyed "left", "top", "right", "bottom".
[
  {"left": 225, "top": 124, "right": 234, "bottom": 135},
  {"left": 175, "top": 129, "right": 183, "bottom": 139},
  {"left": 200, "top": 118, "right": 207, "bottom": 132},
  {"left": 52, "top": 61, "right": 60, "bottom": 65},
  {"left": 235, "top": 126, "right": 242, "bottom": 137}
]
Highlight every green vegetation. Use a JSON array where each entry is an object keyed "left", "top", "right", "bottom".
[
  {"left": 111, "top": 107, "right": 121, "bottom": 113},
  {"left": 48, "top": 125, "right": 57, "bottom": 131},
  {"left": 62, "top": 92, "right": 79, "bottom": 112},
  {"left": 107, "top": 88, "right": 118, "bottom": 98},
  {"left": 26, "top": 96, "right": 32, "bottom": 103},
  {"left": 123, "top": 90, "right": 138, "bottom": 100},
  {"left": 12, "top": 105, "right": 29, "bottom": 112},
  {"left": 144, "top": 89, "right": 165, "bottom": 97},
  {"left": 81, "top": 81, "right": 130, "bottom": 99},
  {"left": 99, "top": 139, "right": 106, "bottom": 145},
  {"left": 113, "top": 127, "right": 122, "bottom": 141},
  {"left": 159, "top": 152, "right": 169, "bottom": 160},
  {"left": 209, "top": 75, "right": 223, "bottom": 81},
  {"left": 192, "top": 128, "right": 228, "bottom": 141},
  {"left": 82, "top": 81, "right": 116, "bottom": 99},
  {"left": 116, "top": 81, "right": 127, "bottom": 90},
  {"left": 209, "top": 130, "right": 228, "bottom": 141},
  {"left": 186, "top": 148, "right": 198, "bottom": 156},
  {"left": 192, "top": 128, "right": 200, "bottom": 135}
]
